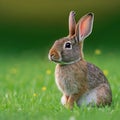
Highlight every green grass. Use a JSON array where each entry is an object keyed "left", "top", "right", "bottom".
[{"left": 0, "top": 50, "right": 120, "bottom": 120}]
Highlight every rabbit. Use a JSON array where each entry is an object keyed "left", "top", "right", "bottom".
[{"left": 48, "top": 11, "right": 112, "bottom": 109}]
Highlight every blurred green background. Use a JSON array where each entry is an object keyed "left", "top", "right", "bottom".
[
  {"left": 0, "top": 0, "right": 120, "bottom": 56},
  {"left": 0, "top": 1, "right": 120, "bottom": 119}
]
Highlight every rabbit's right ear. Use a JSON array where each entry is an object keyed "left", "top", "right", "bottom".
[
  {"left": 69, "top": 11, "right": 76, "bottom": 37},
  {"left": 75, "top": 13, "right": 94, "bottom": 41}
]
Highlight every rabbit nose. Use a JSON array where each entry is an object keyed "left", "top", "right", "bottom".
[
  {"left": 49, "top": 50, "right": 60, "bottom": 61},
  {"left": 50, "top": 51, "right": 57, "bottom": 60},
  {"left": 48, "top": 51, "right": 55, "bottom": 61}
]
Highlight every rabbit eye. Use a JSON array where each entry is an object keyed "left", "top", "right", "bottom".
[{"left": 64, "top": 41, "right": 72, "bottom": 49}]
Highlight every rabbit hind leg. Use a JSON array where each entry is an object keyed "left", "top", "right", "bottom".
[
  {"left": 77, "top": 88, "right": 97, "bottom": 107},
  {"left": 77, "top": 83, "right": 112, "bottom": 107},
  {"left": 61, "top": 94, "right": 69, "bottom": 106},
  {"left": 95, "top": 83, "right": 112, "bottom": 106}
]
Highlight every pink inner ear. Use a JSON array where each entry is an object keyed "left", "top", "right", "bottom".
[{"left": 80, "top": 16, "right": 92, "bottom": 38}]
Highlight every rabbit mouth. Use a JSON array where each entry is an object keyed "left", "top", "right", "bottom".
[
  {"left": 50, "top": 57, "right": 62, "bottom": 64},
  {"left": 48, "top": 50, "right": 62, "bottom": 63},
  {"left": 48, "top": 53, "right": 62, "bottom": 63}
]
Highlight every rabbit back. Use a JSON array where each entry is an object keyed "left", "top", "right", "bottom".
[{"left": 86, "top": 62, "right": 110, "bottom": 89}]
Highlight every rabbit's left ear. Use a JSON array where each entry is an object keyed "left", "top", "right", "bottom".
[{"left": 76, "top": 13, "right": 94, "bottom": 41}]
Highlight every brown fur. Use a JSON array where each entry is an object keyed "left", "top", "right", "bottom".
[
  {"left": 96, "top": 84, "right": 112, "bottom": 106},
  {"left": 79, "top": 42, "right": 84, "bottom": 59},
  {"left": 55, "top": 60, "right": 88, "bottom": 109},
  {"left": 48, "top": 11, "right": 112, "bottom": 109}
]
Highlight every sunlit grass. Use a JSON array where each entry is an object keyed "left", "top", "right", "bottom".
[{"left": 0, "top": 50, "right": 119, "bottom": 120}]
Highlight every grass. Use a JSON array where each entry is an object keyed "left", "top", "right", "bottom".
[
  {"left": 0, "top": 49, "right": 120, "bottom": 120},
  {"left": 0, "top": 0, "right": 119, "bottom": 119}
]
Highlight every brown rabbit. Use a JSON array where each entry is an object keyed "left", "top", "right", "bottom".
[{"left": 48, "top": 11, "right": 112, "bottom": 109}]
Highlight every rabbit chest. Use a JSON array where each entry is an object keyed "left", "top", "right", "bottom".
[{"left": 55, "top": 61, "right": 87, "bottom": 96}]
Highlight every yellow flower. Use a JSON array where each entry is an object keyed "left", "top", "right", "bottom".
[
  {"left": 46, "top": 69, "right": 51, "bottom": 75},
  {"left": 42, "top": 86, "right": 47, "bottom": 91},
  {"left": 33, "top": 93, "right": 37, "bottom": 97},
  {"left": 103, "top": 70, "right": 109, "bottom": 76},
  {"left": 94, "top": 49, "right": 101, "bottom": 55}
]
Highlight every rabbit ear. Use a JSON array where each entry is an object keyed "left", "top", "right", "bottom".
[
  {"left": 69, "top": 11, "right": 76, "bottom": 37},
  {"left": 76, "top": 13, "right": 94, "bottom": 41}
]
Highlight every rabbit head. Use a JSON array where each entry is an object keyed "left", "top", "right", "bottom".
[{"left": 49, "top": 11, "right": 94, "bottom": 65}]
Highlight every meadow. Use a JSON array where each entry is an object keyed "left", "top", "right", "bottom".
[
  {"left": 0, "top": 49, "right": 119, "bottom": 120},
  {"left": 0, "top": 0, "right": 120, "bottom": 119}
]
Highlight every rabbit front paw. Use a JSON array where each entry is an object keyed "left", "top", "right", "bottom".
[
  {"left": 61, "top": 95, "right": 75, "bottom": 109},
  {"left": 61, "top": 95, "right": 68, "bottom": 105}
]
